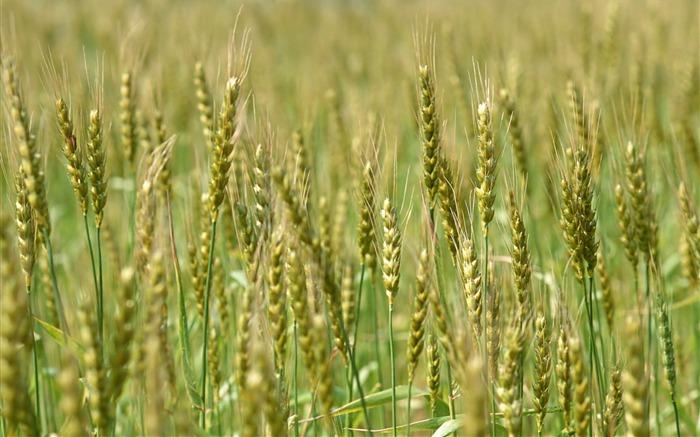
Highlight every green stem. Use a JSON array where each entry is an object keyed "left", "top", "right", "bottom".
[
  {"left": 671, "top": 391, "right": 681, "bottom": 437},
  {"left": 83, "top": 215, "right": 100, "bottom": 332},
  {"left": 428, "top": 207, "right": 456, "bottom": 423},
  {"left": 370, "top": 271, "right": 385, "bottom": 428},
  {"left": 491, "top": 382, "right": 497, "bottom": 436},
  {"left": 95, "top": 226, "right": 104, "bottom": 351},
  {"left": 406, "top": 380, "right": 413, "bottom": 437},
  {"left": 352, "top": 263, "right": 366, "bottom": 365},
  {"left": 581, "top": 277, "right": 603, "bottom": 424},
  {"left": 371, "top": 272, "right": 384, "bottom": 388},
  {"left": 167, "top": 192, "right": 197, "bottom": 419},
  {"left": 349, "top": 262, "right": 366, "bottom": 410},
  {"left": 293, "top": 321, "right": 300, "bottom": 437},
  {"left": 199, "top": 219, "right": 218, "bottom": 430},
  {"left": 484, "top": 233, "right": 494, "bottom": 437},
  {"left": 587, "top": 276, "right": 606, "bottom": 403},
  {"left": 444, "top": 355, "right": 456, "bottom": 421},
  {"left": 42, "top": 228, "right": 69, "bottom": 336},
  {"left": 345, "top": 366, "right": 352, "bottom": 437},
  {"left": 389, "top": 303, "right": 397, "bottom": 437},
  {"left": 27, "top": 289, "right": 42, "bottom": 432},
  {"left": 335, "top": 304, "right": 374, "bottom": 436},
  {"left": 644, "top": 262, "right": 653, "bottom": 430}
]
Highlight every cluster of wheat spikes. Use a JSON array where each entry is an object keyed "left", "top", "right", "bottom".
[{"left": 1, "top": 1, "right": 698, "bottom": 436}]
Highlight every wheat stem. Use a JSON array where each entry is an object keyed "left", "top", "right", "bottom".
[
  {"left": 42, "top": 229, "right": 68, "bottom": 336},
  {"left": 388, "top": 303, "right": 397, "bottom": 437},
  {"left": 293, "top": 320, "right": 300, "bottom": 437},
  {"left": 348, "top": 262, "right": 366, "bottom": 414},
  {"left": 82, "top": 215, "right": 100, "bottom": 315},
  {"left": 27, "top": 290, "right": 42, "bottom": 431},
  {"left": 199, "top": 219, "right": 218, "bottom": 429},
  {"left": 406, "top": 378, "right": 413, "bottom": 436}
]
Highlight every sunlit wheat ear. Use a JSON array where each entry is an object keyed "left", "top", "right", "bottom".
[
  {"left": 331, "top": 189, "right": 349, "bottom": 256},
  {"left": 208, "top": 328, "right": 222, "bottom": 405},
  {"left": 319, "top": 196, "right": 334, "bottom": 263},
  {"left": 556, "top": 321, "right": 573, "bottom": 432},
  {"left": 144, "top": 321, "right": 166, "bottom": 436},
  {"left": 570, "top": 335, "right": 590, "bottom": 437},
  {"left": 407, "top": 248, "right": 431, "bottom": 382},
  {"left": 107, "top": 268, "right": 137, "bottom": 406},
  {"left": 437, "top": 157, "right": 460, "bottom": 261},
  {"left": 286, "top": 247, "right": 314, "bottom": 375},
  {"left": 291, "top": 129, "right": 311, "bottom": 194},
  {"left": 86, "top": 108, "right": 107, "bottom": 228},
  {"left": 476, "top": 100, "right": 497, "bottom": 236},
  {"left": 120, "top": 71, "right": 137, "bottom": 172},
  {"left": 597, "top": 250, "right": 615, "bottom": 331},
  {"left": 624, "top": 141, "right": 658, "bottom": 264},
  {"left": 14, "top": 169, "right": 35, "bottom": 292},
  {"left": 603, "top": 366, "right": 623, "bottom": 437},
  {"left": 252, "top": 143, "right": 272, "bottom": 239},
  {"left": 428, "top": 284, "right": 456, "bottom": 366},
  {"left": 486, "top": 280, "right": 500, "bottom": 383},
  {"left": 0, "top": 217, "right": 37, "bottom": 435},
  {"left": 235, "top": 201, "right": 259, "bottom": 278},
  {"left": 135, "top": 177, "right": 157, "bottom": 271},
  {"left": 272, "top": 166, "right": 313, "bottom": 247},
  {"left": 341, "top": 263, "right": 356, "bottom": 338},
  {"left": 208, "top": 76, "right": 242, "bottom": 222},
  {"left": 2, "top": 58, "right": 50, "bottom": 233},
  {"left": 508, "top": 191, "right": 531, "bottom": 319},
  {"left": 194, "top": 62, "right": 214, "bottom": 147},
  {"left": 357, "top": 161, "right": 377, "bottom": 271},
  {"left": 532, "top": 310, "right": 552, "bottom": 435},
  {"left": 459, "top": 354, "right": 488, "bottom": 436},
  {"left": 566, "top": 81, "right": 589, "bottom": 152},
  {"left": 149, "top": 254, "right": 176, "bottom": 408},
  {"left": 418, "top": 64, "right": 441, "bottom": 207},
  {"left": 212, "top": 257, "right": 229, "bottom": 334},
  {"left": 239, "top": 360, "right": 260, "bottom": 437},
  {"left": 497, "top": 316, "right": 526, "bottom": 437},
  {"left": 499, "top": 89, "right": 527, "bottom": 178},
  {"left": 614, "top": 183, "right": 638, "bottom": 269},
  {"left": 381, "top": 197, "right": 402, "bottom": 306},
  {"left": 235, "top": 285, "right": 254, "bottom": 391},
  {"left": 78, "top": 301, "right": 109, "bottom": 435},
  {"left": 152, "top": 108, "right": 172, "bottom": 197},
  {"left": 268, "top": 227, "right": 288, "bottom": 375},
  {"left": 426, "top": 333, "right": 442, "bottom": 415},
  {"left": 560, "top": 140, "right": 598, "bottom": 282},
  {"left": 58, "top": 351, "right": 88, "bottom": 436},
  {"left": 460, "top": 231, "right": 482, "bottom": 343},
  {"left": 655, "top": 290, "right": 677, "bottom": 397},
  {"left": 311, "top": 314, "right": 335, "bottom": 431},
  {"left": 622, "top": 317, "right": 648, "bottom": 437},
  {"left": 254, "top": 341, "right": 287, "bottom": 437},
  {"left": 56, "top": 97, "right": 89, "bottom": 215},
  {"left": 679, "top": 182, "right": 700, "bottom": 284},
  {"left": 193, "top": 193, "right": 212, "bottom": 317}
]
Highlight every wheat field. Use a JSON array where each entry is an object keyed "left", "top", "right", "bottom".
[{"left": 0, "top": 1, "right": 698, "bottom": 436}]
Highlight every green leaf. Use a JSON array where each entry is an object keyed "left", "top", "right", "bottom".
[
  {"left": 331, "top": 385, "right": 428, "bottom": 417},
  {"left": 433, "top": 398, "right": 451, "bottom": 418},
  {"left": 300, "top": 385, "right": 428, "bottom": 423},
  {"left": 493, "top": 422, "right": 508, "bottom": 437},
  {"left": 176, "top": 295, "right": 200, "bottom": 408},
  {"left": 347, "top": 415, "right": 452, "bottom": 434},
  {"left": 432, "top": 419, "right": 461, "bottom": 437},
  {"left": 35, "top": 318, "right": 85, "bottom": 359},
  {"left": 229, "top": 270, "right": 248, "bottom": 287}
]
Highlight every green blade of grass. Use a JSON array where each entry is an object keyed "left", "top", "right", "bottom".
[{"left": 34, "top": 317, "right": 85, "bottom": 359}]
